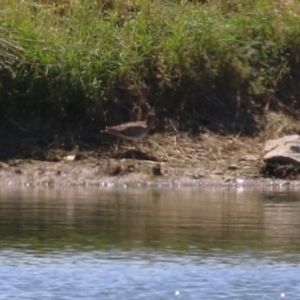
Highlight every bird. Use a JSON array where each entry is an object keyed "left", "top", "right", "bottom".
[{"left": 101, "top": 113, "right": 158, "bottom": 147}]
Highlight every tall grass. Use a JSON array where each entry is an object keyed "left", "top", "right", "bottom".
[{"left": 1, "top": 0, "right": 300, "bottom": 156}]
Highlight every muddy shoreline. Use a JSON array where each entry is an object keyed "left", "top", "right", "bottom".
[
  {"left": 0, "top": 131, "right": 299, "bottom": 188},
  {"left": 0, "top": 159, "right": 297, "bottom": 188}
]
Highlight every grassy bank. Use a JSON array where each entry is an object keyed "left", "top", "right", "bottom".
[{"left": 1, "top": 0, "right": 300, "bottom": 158}]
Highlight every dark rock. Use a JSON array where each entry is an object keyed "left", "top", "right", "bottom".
[
  {"left": 152, "top": 164, "right": 162, "bottom": 176},
  {"left": 228, "top": 164, "right": 239, "bottom": 170},
  {"left": 264, "top": 135, "right": 300, "bottom": 166}
]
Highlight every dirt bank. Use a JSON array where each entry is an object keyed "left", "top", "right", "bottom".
[{"left": 0, "top": 130, "right": 297, "bottom": 188}]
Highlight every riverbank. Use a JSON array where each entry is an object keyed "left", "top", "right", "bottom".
[
  {"left": 1, "top": 122, "right": 300, "bottom": 187},
  {"left": 2, "top": 0, "right": 300, "bottom": 185}
]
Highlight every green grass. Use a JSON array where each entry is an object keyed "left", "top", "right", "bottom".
[{"left": 1, "top": 0, "right": 300, "bottom": 157}]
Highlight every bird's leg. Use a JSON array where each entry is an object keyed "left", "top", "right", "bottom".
[{"left": 110, "top": 140, "right": 120, "bottom": 158}]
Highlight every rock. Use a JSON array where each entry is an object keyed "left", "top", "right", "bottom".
[
  {"left": 223, "top": 176, "right": 234, "bottom": 183},
  {"left": 228, "top": 164, "right": 239, "bottom": 170},
  {"left": 152, "top": 164, "right": 162, "bottom": 176},
  {"left": 212, "top": 169, "right": 223, "bottom": 175},
  {"left": 8, "top": 159, "right": 21, "bottom": 167},
  {"left": 264, "top": 135, "right": 300, "bottom": 166},
  {"left": 63, "top": 154, "right": 77, "bottom": 161},
  {"left": 191, "top": 173, "right": 205, "bottom": 180},
  {"left": 14, "top": 168, "right": 23, "bottom": 174},
  {"left": 0, "top": 162, "right": 9, "bottom": 169},
  {"left": 107, "top": 165, "right": 122, "bottom": 176}
]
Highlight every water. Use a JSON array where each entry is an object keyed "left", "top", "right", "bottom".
[{"left": 0, "top": 187, "right": 300, "bottom": 299}]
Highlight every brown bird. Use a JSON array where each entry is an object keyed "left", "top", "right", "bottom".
[{"left": 102, "top": 113, "right": 158, "bottom": 146}]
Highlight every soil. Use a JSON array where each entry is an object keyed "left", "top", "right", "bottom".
[{"left": 0, "top": 130, "right": 297, "bottom": 188}]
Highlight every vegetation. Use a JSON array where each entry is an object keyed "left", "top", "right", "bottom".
[{"left": 1, "top": 0, "right": 300, "bottom": 158}]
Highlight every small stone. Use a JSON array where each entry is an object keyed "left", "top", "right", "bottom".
[
  {"left": 127, "top": 164, "right": 135, "bottom": 172},
  {"left": 152, "top": 164, "right": 162, "bottom": 176},
  {"left": 192, "top": 173, "right": 205, "bottom": 179},
  {"left": 8, "top": 159, "right": 21, "bottom": 167},
  {"left": 0, "top": 162, "right": 9, "bottom": 169},
  {"left": 224, "top": 176, "right": 234, "bottom": 183},
  {"left": 212, "top": 170, "right": 223, "bottom": 175},
  {"left": 14, "top": 168, "right": 23, "bottom": 174},
  {"left": 228, "top": 164, "right": 239, "bottom": 170},
  {"left": 63, "top": 155, "right": 77, "bottom": 161},
  {"left": 107, "top": 165, "right": 122, "bottom": 176}
]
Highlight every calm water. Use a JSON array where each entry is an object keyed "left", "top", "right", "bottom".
[{"left": 0, "top": 187, "right": 300, "bottom": 299}]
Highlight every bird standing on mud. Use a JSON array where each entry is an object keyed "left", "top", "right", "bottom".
[{"left": 101, "top": 113, "right": 158, "bottom": 148}]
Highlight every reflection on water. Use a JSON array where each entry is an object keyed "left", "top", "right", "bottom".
[
  {"left": 1, "top": 188, "right": 300, "bottom": 251},
  {"left": 0, "top": 187, "right": 300, "bottom": 299}
]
